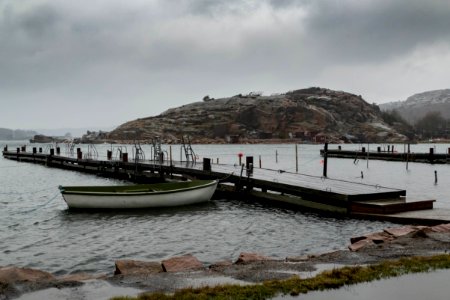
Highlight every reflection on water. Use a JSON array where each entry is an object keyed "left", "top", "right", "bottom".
[
  {"left": 275, "top": 269, "right": 450, "bottom": 300},
  {"left": 1, "top": 141, "right": 449, "bottom": 274}
]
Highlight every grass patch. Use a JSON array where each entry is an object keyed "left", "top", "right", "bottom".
[{"left": 111, "top": 254, "right": 450, "bottom": 300}]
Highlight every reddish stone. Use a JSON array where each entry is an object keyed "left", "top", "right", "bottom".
[
  {"left": 428, "top": 223, "right": 450, "bottom": 233},
  {"left": 384, "top": 226, "right": 418, "bottom": 237},
  {"left": 234, "top": 252, "right": 276, "bottom": 264},
  {"left": 351, "top": 231, "right": 393, "bottom": 244},
  {"left": 161, "top": 255, "right": 204, "bottom": 272},
  {"left": 348, "top": 239, "right": 375, "bottom": 252},
  {"left": 0, "top": 266, "right": 55, "bottom": 284},
  {"left": 114, "top": 260, "right": 163, "bottom": 275}
]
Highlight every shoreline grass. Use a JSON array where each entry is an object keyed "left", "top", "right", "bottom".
[{"left": 111, "top": 254, "right": 450, "bottom": 300}]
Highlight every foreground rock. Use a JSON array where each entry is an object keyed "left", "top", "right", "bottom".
[
  {"left": 161, "top": 254, "right": 204, "bottom": 272},
  {"left": 348, "top": 223, "right": 450, "bottom": 252},
  {"left": 115, "top": 260, "right": 163, "bottom": 275}
]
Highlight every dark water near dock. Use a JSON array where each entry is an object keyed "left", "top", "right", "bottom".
[{"left": 1, "top": 141, "right": 449, "bottom": 275}]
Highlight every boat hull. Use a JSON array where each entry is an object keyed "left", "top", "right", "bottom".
[{"left": 60, "top": 180, "right": 218, "bottom": 209}]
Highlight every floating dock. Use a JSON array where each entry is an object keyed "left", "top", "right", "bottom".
[
  {"left": 3, "top": 146, "right": 448, "bottom": 224},
  {"left": 320, "top": 146, "right": 450, "bottom": 164}
]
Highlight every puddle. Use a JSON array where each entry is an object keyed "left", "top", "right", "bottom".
[
  {"left": 273, "top": 269, "right": 450, "bottom": 300},
  {"left": 17, "top": 280, "right": 143, "bottom": 300}
]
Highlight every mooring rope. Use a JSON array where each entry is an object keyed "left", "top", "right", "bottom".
[{"left": 17, "top": 191, "right": 61, "bottom": 214}]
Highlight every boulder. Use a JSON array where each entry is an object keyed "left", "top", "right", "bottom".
[
  {"left": 114, "top": 260, "right": 163, "bottom": 276},
  {"left": 234, "top": 252, "right": 276, "bottom": 264},
  {"left": 0, "top": 266, "right": 55, "bottom": 284},
  {"left": 384, "top": 226, "right": 422, "bottom": 237},
  {"left": 161, "top": 255, "right": 204, "bottom": 272},
  {"left": 348, "top": 239, "right": 375, "bottom": 252},
  {"left": 351, "top": 231, "right": 394, "bottom": 245}
]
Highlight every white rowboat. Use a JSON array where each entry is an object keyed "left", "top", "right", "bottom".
[{"left": 59, "top": 180, "right": 218, "bottom": 209}]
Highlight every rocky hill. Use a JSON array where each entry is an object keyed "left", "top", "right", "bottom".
[
  {"left": 107, "top": 87, "right": 406, "bottom": 143},
  {"left": 379, "top": 89, "right": 450, "bottom": 124}
]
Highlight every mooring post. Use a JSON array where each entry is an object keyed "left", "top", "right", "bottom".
[
  {"left": 49, "top": 148, "right": 54, "bottom": 156},
  {"left": 435, "top": 170, "right": 438, "bottom": 185},
  {"left": 21, "top": 146, "right": 26, "bottom": 152},
  {"left": 338, "top": 145, "right": 342, "bottom": 151},
  {"left": 295, "top": 144, "right": 298, "bottom": 173},
  {"left": 246, "top": 156, "right": 254, "bottom": 177},
  {"left": 39, "top": 147, "right": 42, "bottom": 153},
  {"left": 275, "top": 150, "right": 278, "bottom": 163},
  {"left": 392, "top": 145, "right": 395, "bottom": 153},
  {"left": 3, "top": 145, "right": 7, "bottom": 152},
  {"left": 217, "top": 158, "right": 219, "bottom": 164},
  {"left": 56, "top": 147, "right": 60, "bottom": 155},
  {"left": 361, "top": 147, "right": 366, "bottom": 153},
  {"left": 377, "top": 146, "right": 381, "bottom": 153},
  {"left": 122, "top": 153, "right": 128, "bottom": 163},
  {"left": 203, "top": 157, "right": 211, "bottom": 172},
  {"left": 408, "top": 143, "right": 411, "bottom": 154},
  {"left": 169, "top": 145, "right": 172, "bottom": 166},
  {"left": 77, "top": 151, "right": 82, "bottom": 160},
  {"left": 107, "top": 150, "right": 112, "bottom": 160},
  {"left": 388, "top": 145, "right": 390, "bottom": 152},
  {"left": 238, "top": 152, "right": 243, "bottom": 165},
  {"left": 16, "top": 147, "right": 20, "bottom": 153},
  {"left": 32, "top": 147, "right": 37, "bottom": 154},
  {"left": 259, "top": 155, "right": 262, "bottom": 168},
  {"left": 429, "top": 147, "right": 434, "bottom": 163},
  {"left": 323, "top": 142, "right": 328, "bottom": 177}
]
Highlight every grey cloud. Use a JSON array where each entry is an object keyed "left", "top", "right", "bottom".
[{"left": 304, "top": 0, "right": 450, "bottom": 63}]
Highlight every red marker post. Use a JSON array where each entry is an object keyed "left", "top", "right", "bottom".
[{"left": 238, "top": 152, "right": 243, "bottom": 165}]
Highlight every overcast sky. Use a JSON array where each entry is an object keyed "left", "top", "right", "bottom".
[{"left": 1, "top": 0, "right": 450, "bottom": 130}]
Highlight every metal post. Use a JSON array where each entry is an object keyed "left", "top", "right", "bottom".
[
  {"left": 435, "top": 170, "right": 438, "bottom": 185},
  {"left": 323, "top": 143, "right": 328, "bottom": 177},
  {"left": 169, "top": 145, "right": 172, "bottom": 166},
  {"left": 275, "top": 150, "right": 278, "bottom": 163},
  {"left": 295, "top": 144, "right": 298, "bottom": 173}
]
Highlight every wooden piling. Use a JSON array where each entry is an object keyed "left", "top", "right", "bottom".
[
  {"left": 39, "top": 147, "right": 42, "bottom": 153},
  {"left": 203, "top": 158, "right": 211, "bottom": 172},
  {"left": 50, "top": 149, "right": 54, "bottom": 156},
  {"left": 259, "top": 155, "right": 262, "bottom": 168},
  {"left": 56, "top": 147, "right": 61, "bottom": 155},
  {"left": 295, "top": 144, "right": 298, "bottom": 173},
  {"left": 77, "top": 151, "right": 82, "bottom": 160},
  {"left": 21, "top": 146, "right": 26, "bottom": 152},
  {"left": 275, "top": 150, "right": 278, "bottom": 163},
  {"left": 323, "top": 143, "right": 328, "bottom": 177},
  {"left": 122, "top": 153, "right": 128, "bottom": 163},
  {"left": 169, "top": 146, "right": 173, "bottom": 165},
  {"left": 33, "top": 147, "right": 37, "bottom": 154},
  {"left": 107, "top": 150, "right": 112, "bottom": 160},
  {"left": 435, "top": 170, "right": 438, "bottom": 184}
]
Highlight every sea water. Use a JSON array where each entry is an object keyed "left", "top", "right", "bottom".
[{"left": 0, "top": 141, "right": 449, "bottom": 275}]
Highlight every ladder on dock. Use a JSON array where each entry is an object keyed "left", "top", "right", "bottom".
[{"left": 181, "top": 136, "right": 196, "bottom": 162}]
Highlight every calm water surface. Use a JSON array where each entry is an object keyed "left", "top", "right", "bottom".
[{"left": 1, "top": 141, "right": 449, "bottom": 275}]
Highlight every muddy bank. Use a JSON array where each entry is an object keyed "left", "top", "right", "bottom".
[{"left": 2, "top": 223, "right": 450, "bottom": 299}]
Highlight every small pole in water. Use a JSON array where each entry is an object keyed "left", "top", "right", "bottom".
[
  {"left": 435, "top": 170, "right": 438, "bottom": 185},
  {"left": 295, "top": 144, "right": 298, "bottom": 173},
  {"left": 366, "top": 143, "right": 369, "bottom": 168},
  {"left": 169, "top": 145, "right": 172, "bottom": 166},
  {"left": 323, "top": 142, "right": 328, "bottom": 177},
  {"left": 276, "top": 150, "right": 278, "bottom": 163},
  {"left": 259, "top": 155, "right": 262, "bottom": 168},
  {"left": 361, "top": 171, "right": 364, "bottom": 179}
]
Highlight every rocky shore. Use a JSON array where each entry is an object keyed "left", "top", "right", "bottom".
[{"left": 2, "top": 223, "right": 449, "bottom": 299}]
